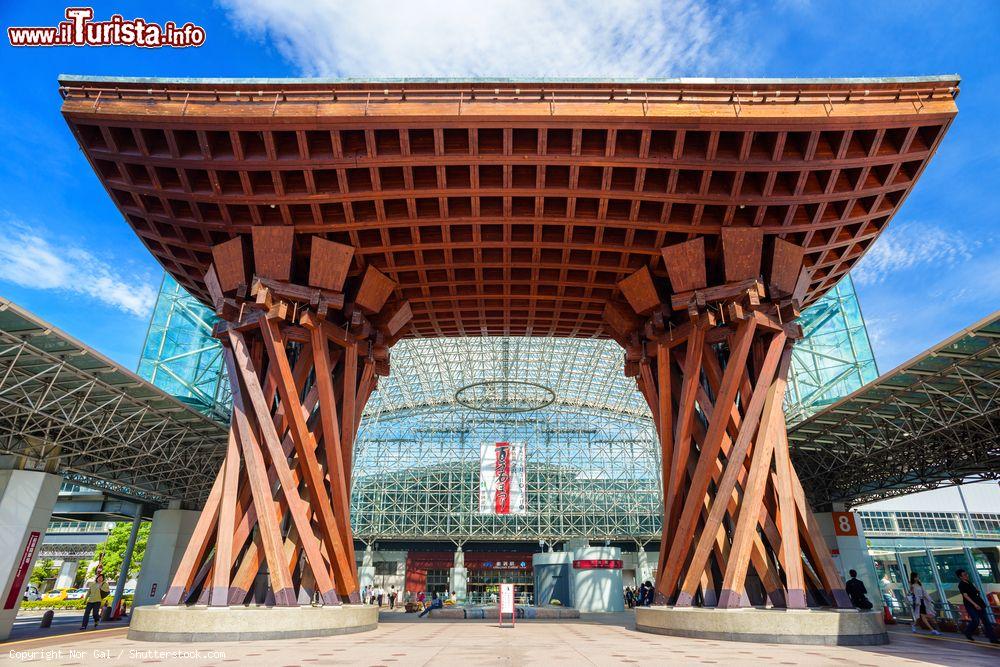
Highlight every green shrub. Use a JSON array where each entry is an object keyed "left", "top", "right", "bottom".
[
  {"left": 20, "top": 594, "right": 133, "bottom": 611},
  {"left": 21, "top": 599, "right": 85, "bottom": 610}
]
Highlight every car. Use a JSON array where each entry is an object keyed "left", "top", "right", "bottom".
[
  {"left": 22, "top": 585, "right": 40, "bottom": 601},
  {"left": 42, "top": 587, "right": 71, "bottom": 601},
  {"left": 65, "top": 588, "right": 87, "bottom": 600}
]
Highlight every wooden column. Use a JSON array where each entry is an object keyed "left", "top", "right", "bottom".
[
  {"left": 164, "top": 233, "right": 408, "bottom": 607},
  {"left": 610, "top": 233, "right": 851, "bottom": 610}
]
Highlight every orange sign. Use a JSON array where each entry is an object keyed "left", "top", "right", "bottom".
[{"left": 832, "top": 511, "right": 858, "bottom": 537}]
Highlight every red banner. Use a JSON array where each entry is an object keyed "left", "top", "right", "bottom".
[
  {"left": 4, "top": 531, "right": 40, "bottom": 610},
  {"left": 494, "top": 442, "right": 512, "bottom": 514},
  {"left": 572, "top": 559, "right": 623, "bottom": 569}
]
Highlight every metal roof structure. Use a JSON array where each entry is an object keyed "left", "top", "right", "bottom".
[
  {"left": 789, "top": 310, "right": 1000, "bottom": 507},
  {"left": 364, "top": 336, "right": 649, "bottom": 419},
  {"left": 0, "top": 298, "right": 225, "bottom": 506}
]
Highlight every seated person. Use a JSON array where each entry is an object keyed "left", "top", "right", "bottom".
[{"left": 418, "top": 592, "right": 443, "bottom": 618}]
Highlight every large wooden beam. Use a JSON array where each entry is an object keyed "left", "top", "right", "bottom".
[
  {"left": 675, "top": 331, "right": 786, "bottom": 605},
  {"left": 658, "top": 317, "right": 756, "bottom": 601},
  {"left": 259, "top": 317, "right": 358, "bottom": 596},
  {"left": 228, "top": 330, "right": 340, "bottom": 605}
]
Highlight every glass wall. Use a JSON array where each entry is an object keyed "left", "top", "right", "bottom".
[
  {"left": 137, "top": 275, "right": 231, "bottom": 421},
  {"left": 868, "top": 537, "right": 1000, "bottom": 622},
  {"left": 785, "top": 275, "right": 878, "bottom": 423}
]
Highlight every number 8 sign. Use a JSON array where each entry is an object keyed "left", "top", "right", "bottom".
[{"left": 832, "top": 511, "right": 858, "bottom": 536}]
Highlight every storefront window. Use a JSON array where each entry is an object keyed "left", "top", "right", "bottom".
[
  {"left": 903, "top": 551, "right": 940, "bottom": 604},
  {"left": 931, "top": 549, "right": 973, "bottom": 613},
  {"left": 871, "top": 550, "right": 907, "bottom": 614},
  {"left": 971, "top": 547, "right": 999, "bottom": 584}
]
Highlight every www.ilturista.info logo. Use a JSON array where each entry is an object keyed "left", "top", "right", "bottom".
[{"left": 8, "top": 7, "right": 206, "bottom": 48}]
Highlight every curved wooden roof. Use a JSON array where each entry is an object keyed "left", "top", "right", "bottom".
[{"left": 60, "top": 76, "right": 958, "bottom": 338}]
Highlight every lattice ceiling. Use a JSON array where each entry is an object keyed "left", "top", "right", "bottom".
[{"left": 61, "top": 76, "right": 958, "bottom": 338}]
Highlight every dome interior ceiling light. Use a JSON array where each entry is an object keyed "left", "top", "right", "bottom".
[{"left": 454, "top": 380, "right": 556, "bottom": 413}]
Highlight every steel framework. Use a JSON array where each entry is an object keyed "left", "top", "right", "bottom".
[
  {"left": 353, "top": 336, "right": 661, "bottom": 542},
  {"left": 790, "top": 310, "right": 1000, "bottom": 507},
  {"left": 0, "top": 298, "right": 224, "bottom": 505}
]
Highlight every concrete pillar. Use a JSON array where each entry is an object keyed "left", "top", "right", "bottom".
[
  {"left": 533, "top": 552, "right": 571, "bottom": 606},
  {"left": 358, "top": 545, "right": 375, "bottom": 593},
  {"left": 108, "top": 511, "right": 142, "bottom": 616},
  {"left": 0, "top": 469, "right": 61, "bottom": 641},
  {"left": 133, "top": 509, "right": 199, "bottom": 607},
  {"left": 816, "top": 509, "right": 882, "bottom": 609},
  {"left": 636, "top": 545, "right": 654, "bottom": 585},
  {"left": 55, "top": 560, "right": 79, "bottom": 589},
  {"left": 569, "top": 546, "right": 624, "bottom": 612},
  {"left": 448, "top": 546, "right": 467, "bottom": 602}
]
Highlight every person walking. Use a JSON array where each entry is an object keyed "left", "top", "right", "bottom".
[
  {"left": 377, "top": 586, "right": 385, "bottom": 607},
  {"left": 956, "top": 569, "right": 999, "bottom": 644},
  {"left": 79, "top": 574, "right": 109, "bottom": 630},
  {"left": 389, "top": 586, "right": 398, "bottom": 610},
  {"left": 625, "top": 586, "right": 634, "bottom": 609},
  {"left": 845, "top": 570, "right": 873, "bottom": 610},
  {"left": 908, "top": 572, "right": 941, "bottom": 635}
]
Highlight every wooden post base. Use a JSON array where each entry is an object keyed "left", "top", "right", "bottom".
[
  {"left": 632, "top": 313, "right": 851, "bottom": 610},
  {"left": 610, "top": 234, "right": 853, "bottom": 610},
  {"left": 163, "top": 234, "right": 408, "bottom": 607}
]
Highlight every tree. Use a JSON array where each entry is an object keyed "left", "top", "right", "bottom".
[
  {"left": 73, "top": 560, "right": 91, "bottom": 588},
  {"left": 93, "top": 521, "right": 150, "bottom": 582},
  {"left": 30, "top": 558, "right": 56, "bottom": 587}
]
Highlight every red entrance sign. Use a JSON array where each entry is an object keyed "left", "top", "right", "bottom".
[
  {"left": 4, "top": 531, "right": 40, "bottom": 610},
  {"left": 572, "top": 559, "right": 623, "bottom": 569},
  {"left": 832, "top": 511, "right": 859, "bottom": 537}
]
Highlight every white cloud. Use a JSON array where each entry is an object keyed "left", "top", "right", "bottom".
[
  {"left": 220, "top": 0, "right": 744, "bottom": 78},
  {"left": 853, "top": 222, "right": 979, "bottom": 287},
  {"left": 0, "top": 221, "right": 157, "bottom": 317}
]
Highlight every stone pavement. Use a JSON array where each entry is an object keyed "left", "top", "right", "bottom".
[{"left": 2, "top": 610, "right": 998, "bottom": 666}]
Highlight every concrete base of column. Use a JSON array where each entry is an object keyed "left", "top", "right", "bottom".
[
  {"left": 128, "top": 604, "right": 377, "bottom": 642},
  {"left": 55, "top": 560, "right": 79, "bottom": 589},
  {"left": 569, "top": 546, "right": 624, "bottom": 612},
  {"left": 635, "top": 607, "right": 888, "bottom": 645},
  {"left": 0, "top": 470, "right": 61, "bottom": 642},
  {"left": 449, "top": 567, "right": 467, "bottom": 601},
  {"left": 133, "top": 509, "right": 200, "bottom": 607},
  {"left": 358, "top": 566, "right": 375, "bottom": 592},
  {"left": 815, "top": 511, "right": 882, "bottom": 609}
]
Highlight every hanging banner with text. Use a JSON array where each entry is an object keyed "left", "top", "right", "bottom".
[
  {"left": 479, "top": 441, "right": 526, "bottom": 515},
  {"left": 4, "top": 531, "right": 40, "bottom": 610}
]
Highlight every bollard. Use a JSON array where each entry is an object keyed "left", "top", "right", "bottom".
[{"left": 39, "top": 610, "right": 54, "bottom": 628}]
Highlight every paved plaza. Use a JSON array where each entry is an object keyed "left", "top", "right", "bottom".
[{"left": 3, "top": 611, "right": 998, "bottom": 666}]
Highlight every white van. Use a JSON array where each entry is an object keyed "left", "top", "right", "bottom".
[{"left": 22, "top": 584, "right": 40, "bottom": 601}]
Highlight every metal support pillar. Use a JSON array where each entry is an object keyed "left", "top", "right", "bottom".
[{"left": 109, "top": 510, "right": 142, "bottom": 618}]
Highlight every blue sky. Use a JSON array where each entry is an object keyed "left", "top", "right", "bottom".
[{"left": 0, "top": 1, "right": 997, "bottom": 372}]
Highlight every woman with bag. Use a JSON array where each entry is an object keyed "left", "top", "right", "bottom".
[{"left": 909, "top": 571, "right": 941, "bottom": 635}]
